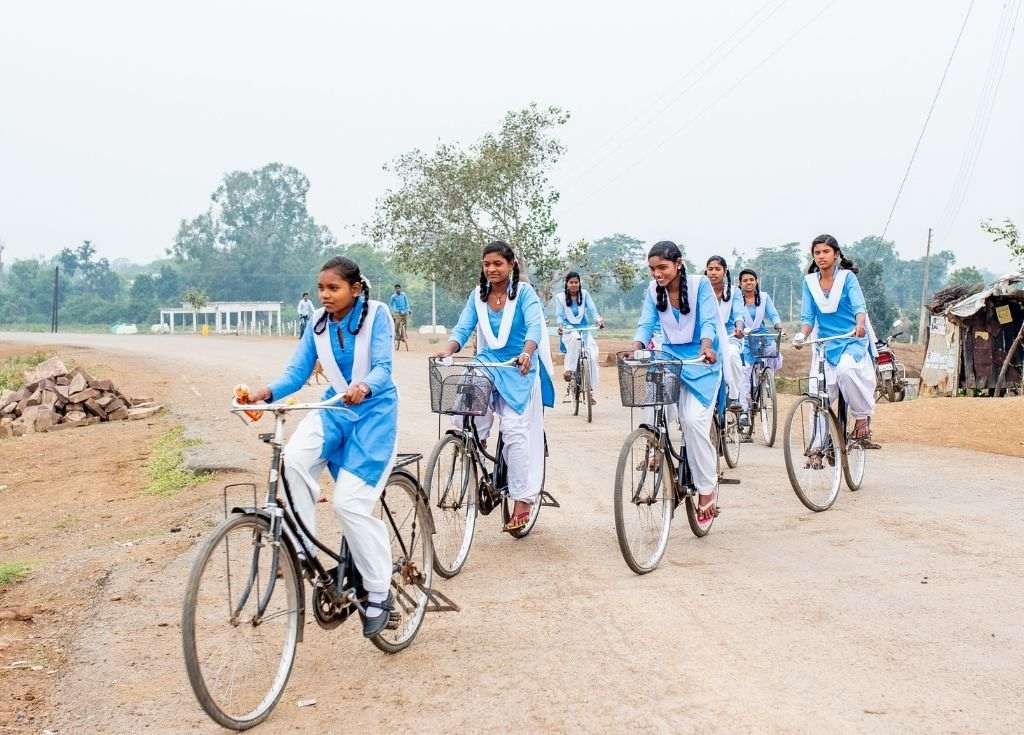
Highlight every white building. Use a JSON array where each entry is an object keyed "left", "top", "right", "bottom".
[{"left": 158, "top": 301, "right": 283, "bottom": 335}]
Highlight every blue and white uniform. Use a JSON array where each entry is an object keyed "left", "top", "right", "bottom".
[
  {"left": 736, "top": 291, "right": 782, "bottom": 411},
  {"left": 800, "top": 267, "right": 876, "bottom": 420},
  {"left": 715, "top": 288, "right": 745, "bottom": 403},
  {"left": 450, "top": 282, "right": 555, "bottom": 503},
  {"left": 269, "top": 298, "right": 396, "bottom": 594},
  {"left": 633, "top": 276, "right": 725, "bottom": 493},
  {"left": 556, "top": 289, "right": 602, "bottom": 389}
]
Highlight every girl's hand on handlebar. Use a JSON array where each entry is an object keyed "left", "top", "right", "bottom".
[
  {"left": 342, "top": 382, "right": 371, "bottom": 405},
  {"left": 598, "top": 318, "right": 605, "bottom": 329},
  {"left": 516, "top": 351, "right": 532, "bottom": 375},
  {"left": 700, "top": 345, "right": 717, "bottom": 364},
  {"left": 235, "top": 384, "right": 271, "bottom": 404},
  {"left": 854, "top": 324, "right": 866, "bottom": 338}
]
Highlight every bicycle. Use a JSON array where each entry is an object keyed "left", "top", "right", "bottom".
[
  {"left": 613, "top": 350, "right": 735, "bottom": 575},
  {"left": 424, "top": 356, "right": 558, "bottom": 578},
  {"left": 740, "top": 330, "right": 781, "bottom": 447},
  {"left": 393, "top": 313, "right": 409, "bottom": 351},
  {"left": 782, "top": 331, "right": 868, "bottom": 512},
  {"left": 182, "top": 394, "right": 454, "bottom": 730},
  {"left": 562, "top": 324, "right": 599, "bottom": 423}
]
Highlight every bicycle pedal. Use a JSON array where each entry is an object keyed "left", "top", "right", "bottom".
[{"left": 386, "top": 611, "right": 401, "bottom": 630}]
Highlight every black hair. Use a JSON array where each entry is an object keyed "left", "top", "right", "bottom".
[
  {"left": 302, "top": 292, "right": 309, "bottom": 297},
  {"left": 314, "top": 256, "right": 370, "bottom": 337},
  {"left": 564, "top": 271, "right": 583, "bottom": 307},
  {"left": 808, "top": 234, "right": 858, "bottom": 274},
  {"left": 478, "top": 240, "right": 520, "bottom": 302},
  {"left": 704, "top": 255, "right": 732, "bottom": 302},
  {"left": 738, "top": 268, "right": 762, "bottom": 307},
  {"left": 647, "top": 240, "right": 689, "bottom": 314},
  {"left": 394, "top": 284, "right": 401, "bottom": 289}
]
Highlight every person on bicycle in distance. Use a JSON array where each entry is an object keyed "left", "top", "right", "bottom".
[
  {"left": 735, "top": 268, "right": 784, "bottom": 436},
  {"left": 556, "top": 271, "right": 605, "bottom": 403},
  {"left": 238, "top": 256, "right": 399, "bottom": 639},
  {"left": 792, "top": 234, "right": 876, "bottom": 441},
  {"left": 704, "top": 256, "right": 745, "bottom": 418},
  {"left": 389, "top": 284, "right": 410, "bottom": 334},
  {"left": 632, "top": 241, "right": 725, "bottom": 523},
  {"left": 433, "top": 241, "right": 556, "bottom": 533}
]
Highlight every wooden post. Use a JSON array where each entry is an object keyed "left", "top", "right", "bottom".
[{"left": 918, "top": 227, "right": 933, "bottom": 344}]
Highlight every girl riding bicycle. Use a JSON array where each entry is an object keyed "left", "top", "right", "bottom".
[
  {"left": 632, "top": 241, "right": 725, "bottom": 523},
  {"left": 556, "top": 271, "right": 605, "bottom": 403},
  {"left": 735, "top": 268, "right": 784, "bottom": 432},
  {"left": 704, "top": 256, "right": 745, "bottom": 416},
  {"left": 238, "top": 256, "right": 398, "bottom": 639},
  {"left": 792, "top": 234, "right": 876, "bottom": 441},
  {"left": 434, "top": 241, "right": 555, "bottom": 533}
]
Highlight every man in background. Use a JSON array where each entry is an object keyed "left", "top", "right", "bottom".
[{"left": 296, "top": 291, "right": 314, "bottom": 338}]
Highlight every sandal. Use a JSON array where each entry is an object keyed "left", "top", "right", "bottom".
[
  {"left": 696, "top": 495, "right": 719, "bottom": 523},
  {"left": 503, "top": 509, "right": 531, "bottom": 533},
  {"left": 851, "top": 418, "right": 872, "bottom": 440},
  {"left": 804, "top": 451, "right": 824, "bottom": 470}
]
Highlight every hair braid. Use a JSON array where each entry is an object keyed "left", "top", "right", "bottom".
[
  {"left": 754, "top": 283, "right": 761, "bottom": 307},
  {"left": 724, "top": 268, "right": 732, "bottom": 302},
  {"left": 509, "top": 263, "right": 520, "bottom": 299},
  {"left": 351, "top": 278, "right": 370, "bottom": 334},
  {"left": 678, "top": 271, "right": 691, "bottom": 315}
]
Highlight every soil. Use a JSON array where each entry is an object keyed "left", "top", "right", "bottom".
[{"left": 1, "top": 332, "right": 1022, "bottom": 734}]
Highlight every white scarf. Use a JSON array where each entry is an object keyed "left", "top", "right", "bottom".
[
  {"left": 717, "top": 295, "right": 733, "bottom": 325},
  {"left": 312, "top": 301, "right": 387, "bottom": 394},
  {"left": 648, "top": 276, "right": 701, "bottom": 344},
  {"left": 743, "top": 296, "right": 767, "bottom": 330},
  {"left": 472, "top": 286, "right": 518, "bottom": 349},
  {"left": 804, "top": 268, "right": 849, "bottom": 314},
  {"left": 557, "top": 290, "right": 588, "bottom": 325}
]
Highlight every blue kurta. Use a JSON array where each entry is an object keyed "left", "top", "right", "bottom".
[
  {"left": 555, "top": 291, "right": 599, "bottom": 352},
  {"left": 389, "top": 292, "right": 410, "bottom": 313},
  {"left": 800, "top": 270, "right": 870, "bottom": 366},
  {"left": 718, "top": 291, "right": 745, "bottom": 334},
  {"left": 633, "top": 277, "right": 723, "bottom": 407},
  {"left": 450, "top": 283, "right": 556, "bottom": 413},
  {"left": 738, "top": 292, "right": 781, "bottom": 364},
  {"left": 268, "top": 298, "right": 397, "bottom": 486}
]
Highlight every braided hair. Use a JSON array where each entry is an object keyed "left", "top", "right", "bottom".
[
  {"left": 648, "top": 240, "right": 689, "bottom": 314},
  {"left": 738, "top": 268, "right": 762, "bottom": 307},
  {"left": 807, "top": 233, "right": 858, "bottom": 274},
  {"left": 316, "top": 256, "right": 371, "bottom": 337},
  {"left": 564, "top": 271, "right": 583, "bottom": 307},
  {"left": 704, "top": 255, "right": 732, "bottom": 302},
  {"left": 478, "top": 240, "right": 521, "bottom": 301}
]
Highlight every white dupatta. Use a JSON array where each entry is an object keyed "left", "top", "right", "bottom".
[
  {"left": 804, "top": 268, "right": 849, "bottom": 314},
  {"left": 648, "top": 276, "right": 702, "bottom": 344},
  {"left": 557, "top": 290, "right": 588, "bottom": 325},
  {"left": 312, "top": 301, "right": 388, "bottom": 394},
  {"left": 742, "top": 298, "right": 767, "bottom": 330},
  {"left": 470, "top": 284, "right": 556, "bottom": 387}
]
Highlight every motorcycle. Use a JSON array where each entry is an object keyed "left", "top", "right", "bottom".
[{"left": 875, "top": 323, "right": 907, "bottom": 402}]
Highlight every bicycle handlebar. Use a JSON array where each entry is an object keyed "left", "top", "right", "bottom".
[
  {"left": 561, "top": 325, "right": 600, "bottom": 332},
  {"left": 230, "top": 392, "right": 359, "bottom": 420},
  {"left": 799, "top": 330, "right": 857, "bottom": 346},
  {"left": 430, "top": 355, "right": 520, "bottom": 369},
  {"left": 621, "top": 351, "right": 709, "bottom": 367}
]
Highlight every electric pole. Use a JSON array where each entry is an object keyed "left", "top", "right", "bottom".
[
  {"left": 918, "top": 227, "right": 933, "bottom": 344},
  {"left": 51, "top": 266, "right": 60, "bottom": 333}
]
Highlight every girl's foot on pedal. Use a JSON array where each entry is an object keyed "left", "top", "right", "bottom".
[
  {"left": 851, "top": 418, "right": 872, "bottom": 440},
  {"left": 563, "top": 370, "right": 572, "bottom": 382},
  {"left": 696, "top": 492, "right": 719, "bottom": 523},
  {"left": 503, "top": 500, "right": 532, "bottom": 532}
]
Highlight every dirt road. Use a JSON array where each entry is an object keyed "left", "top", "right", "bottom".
[{"left": 3, "top": 332, "right": 1023, "bottom": 734}]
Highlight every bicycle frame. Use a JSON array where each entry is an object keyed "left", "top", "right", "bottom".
[
  {"left": 800, "top": 333, "right": 856, "bottom": 451},
  {"left": 639, "top": 404, "right": 692, "bottom": 508}
]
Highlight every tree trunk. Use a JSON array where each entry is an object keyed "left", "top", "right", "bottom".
[{"left": 994, "top": 320, "right": 1024, "bottom": 397}]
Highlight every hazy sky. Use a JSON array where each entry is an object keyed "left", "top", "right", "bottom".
[{"left": 2, "top": 1, "right": 1021, "bottom": 275}]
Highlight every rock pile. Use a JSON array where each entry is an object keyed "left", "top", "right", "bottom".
[{"left": 0, "top": 358, "right": 162, "bottom": 438}]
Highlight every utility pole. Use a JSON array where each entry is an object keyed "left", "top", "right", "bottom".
[
  {"left": 51, "top": 266, "right": 60, "bottom": 333},
  {"left": 431, "top": 276, "right": 438, "bottom": 334},
  {"left": 918, "top": 227, "right": 933, "bottom": 344}
]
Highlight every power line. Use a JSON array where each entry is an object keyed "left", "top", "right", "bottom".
[
  {"left": 563, "top": 0, "right": 842, "bottom": 214},
  {"left": 879, "top": 0, "right": 976, "bottom": 240}
]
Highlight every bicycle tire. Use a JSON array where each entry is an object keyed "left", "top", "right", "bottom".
[
  {"left": 783, "top": 396, "right": 843, "bottom": 512},
  {"left": 722, "top": 411, "right": 740, "bottom": 468},
  {"left": 761, "top": 369, "right": 778, "bottom": 447},
  {"left": 684, "top": 421, "right": 720, "bottom": 537},
  {"left": 501, "top": 432, "right": 546, "bottom": 538},
  {"left": 614, "top": 427, "right": 673, "bottom": 574},
  {"left": 423, "top": 433, "right": 478, "bottom": 578},
  {"left": 182, "top": 513, "right": 301, "bottom": 731},
  {"left": 841, "top": 410, "right": 867, "bottom": 492},
  {"left": 582, "top": 356, "right": 593, "bottom": 423}
]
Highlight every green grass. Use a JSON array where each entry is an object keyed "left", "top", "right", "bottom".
[
  {"left": 0, "top": 561, "right": 31, "bottom": 587},
  {"left": 0, "top": 352, "right": 50, "bottom": 391},
  {"left": 145, "top": 426, "right": 207, "bottom": 496}
]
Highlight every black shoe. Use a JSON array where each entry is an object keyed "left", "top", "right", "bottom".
[
  {"left": 738, "top": 412, "right": 751, "bottom": 428},
  {"left": 361, "top": 591, "right": 394, "bottom": 638}
]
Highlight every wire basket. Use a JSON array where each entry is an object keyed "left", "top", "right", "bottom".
[
  {"left": 428, "top": 360, "right": 494, "bottom": 416},
  {"left": 748, "top": 333, "right": 781, "bottom": 359},
  {"left": 616, "top": 350, "right": 682, "bottom": 407}
]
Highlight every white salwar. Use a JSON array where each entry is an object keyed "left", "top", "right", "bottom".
[
  {"left": 717, "top": 298, "right": 743, "bottom": 402},
  {"left": 563, "top": 330, "right": 600, "bottom": 389}
]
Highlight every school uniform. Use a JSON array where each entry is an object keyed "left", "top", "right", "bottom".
[
  {"left": 736, "top": 291, "right": 782, "bottom": 411},
  {"left": 449, "top": 282, "right": 555, "bottom": 503},
  {"left": 800, "top": 268, "right": 876, "bottom": 420},
  {"left": 715, "top": 290, "right": 745, "bottom": 403},
  {"left": 633, "top": 276, "right": 725, "bottom": 493},
  {"left": 555, "top": 289, "right": 602, "bottom": 390},
  {"left": 268, "top": 298, "right": 396, "bottom": 595}
]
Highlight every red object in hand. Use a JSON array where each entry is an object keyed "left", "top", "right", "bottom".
[{"left": 233, "top": 384, "right": 265, "bottom": 422}]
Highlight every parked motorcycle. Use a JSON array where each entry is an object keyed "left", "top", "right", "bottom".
[{"left": 875, "top": 324, "right": 907, "bottom": 402}]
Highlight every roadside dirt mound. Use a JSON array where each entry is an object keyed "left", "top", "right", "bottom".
[{"left": 871, "top": 396, "right": 1024, "bottom": 458}]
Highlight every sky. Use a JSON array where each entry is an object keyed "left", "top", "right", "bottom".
[{"left": 1, "top": 0, "right": 1022, "bottom": 276}]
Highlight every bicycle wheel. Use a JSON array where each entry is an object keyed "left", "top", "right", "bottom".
[
  {"left": 614, "top": 427, "right": 673, "bottom": 574},
  {"left": 572, "top": 367, "right": 581, "bottom": 416},
  {"left": 722, "top": 410, "right": 741, "bottom": 468},
  {"left": 423, "top": 433, "right": 477, "bottom": 578},
  {"left": 842, "top": 410, "right": 867, "bottom": 492},
  {"left": 500, "top": 432, "right": 546, "bottom": 538},
  {"left": 581, "top": 356, "right": 593, "bottom": 423},
  {"left": 684, "top": 422, "right": 721, "bottom": 537},
  {"left": 783, "top": 396, "right": 843, "bottom": 511},
  {"left": 371, "top": 472, "right": 434, "bottom": 653},
  {"left": 182, "top": 513, "right": 301, "bottom": 730},
  {"left": 759, "top": 369, "right": 778, "bottom": 447}
]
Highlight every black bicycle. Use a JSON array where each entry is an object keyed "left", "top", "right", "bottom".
[
  {"left": 182, "top": 395, "right": 452, "bottom": 730},
  {"left": 424, "top": 356, "right": 558, "bottom": 578},
  {"left": 782, "top": 331, "right": 867, "bottom": 511},
  {"left": 741, "top": 330, "right": 781, "bottom": 447},
  {"left": 613, "top": 350, "right": 731, "bottom": 575},
  {"left": 562, "top": 324, "right": 599, "bottom": 423}
]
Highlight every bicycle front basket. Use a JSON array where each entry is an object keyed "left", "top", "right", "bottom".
[
  {"left": 749, "top": 333, "right": 780, "bottom": 359},
  {"left": 616, "top": 350, "right": 682, "bottom": 407},
  {"left": 428, "top": 362, "right": 494, "bottom": 416}
]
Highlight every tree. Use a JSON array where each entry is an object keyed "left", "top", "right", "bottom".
[
  {"left": 170, "top": 163, "right": 336, "bottom": 301},
  {"left": 981, "top": 218, "right": 1021, "bottom": 268},
  {"left": 369, "top": 104, "right": 569, "bottom": 296},
  {"left": 946, "top": 266, "right": 986, "bottom": 290},
  {"left": 744, "top": 242, "right": 803, "bottom": 321},
  {"left": 561, "top": 233, "right": 646, "bottom": 295},
  {"left": 857, "top": 260, "right": 898, "bottom": 334}
]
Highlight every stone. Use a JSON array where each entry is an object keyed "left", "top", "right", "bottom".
[
  {"left": 89, "top": 378, "right": 116, "bottom": 392},
  {"left": 69, "top": 388, "right": 100, "bottom": 403},
  {"left": 0, "top": 389, "right": 15, "bottom": 407},
  {"left": 19, "top": 405, "right": 40, "bottom": 433},
  {"left": 83, "top": 399, "right": 108, "bottom": 420},
  {"left": 126, "top": 406, "right": 162, "bottom": 421},
  {"left": 55, "top": 376, "right": 70, "bottom": 386},
  {"left": 34, "top": 408, "right": 58, "bottom": 432},
  {"left": 0, "top": 418, "right": 13, "bottom": 439},
  {"left": 67, "top": 372, "right": 88, "bottom": 395},
  {"left": 105, "top": 398, "right": 126, "bottom": 413},
  {"left": 64, "top": 411, "right": 88, "bottom": 423},
  {"left": 40, "top": 390, "right": 59, "bottom": 409},
  {"left": 96, "top": 394, "right": 115, "bottom": 408},
  {"left": 22, "top": 357, "right": 67, "bottom": 385},
  {"left": 107, "top": 407, "right": 130, "bottom": 421},
  {"left": 11, "top": 420, "right": 26, "bottom": 437},
  {"left": 54, "top": 384, "right": 71, "bottom": 400},
  {"left": 130, "top": 396, "right": 154, "bottom": 406}
]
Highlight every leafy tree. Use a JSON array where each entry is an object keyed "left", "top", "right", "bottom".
[
  {"left": 947, "top": 266, "right": 986, "bottom": 290},
  {"left": 857, "top": 260, "right": 898, "bottom": 334},
  {"left": 981, "top": 218, "right": 1021, "bottom": 268},
  {"left": 369, "top": 104, "right": 569, "bottom": 296},
  {"left": 154, "top": 264, "right": 183, "bottom": 303},
  {"left": 743, "top": 242, "right": 803, "bottom": 321}
]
